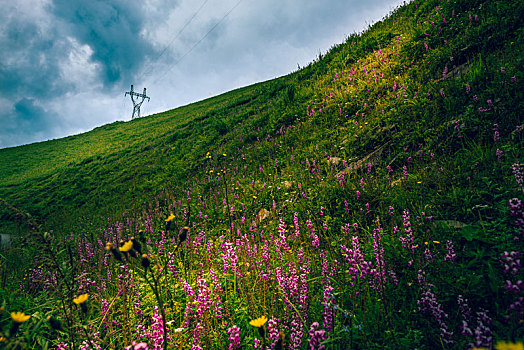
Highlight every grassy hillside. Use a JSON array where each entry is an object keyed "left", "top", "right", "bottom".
[
  {"left": 0, "top": 0, "right": 523, "bottom": 348},
  {"left": 0, "top": 78, "right": 295, "bottom": 232}
]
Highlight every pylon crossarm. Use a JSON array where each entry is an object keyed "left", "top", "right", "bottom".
[{"left": 124, "top": 85, "right": 150, "bottom": 119}]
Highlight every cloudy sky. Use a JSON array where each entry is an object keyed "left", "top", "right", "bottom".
[{"left": 0, "top": 0, "right": 405, "bottom": 149}]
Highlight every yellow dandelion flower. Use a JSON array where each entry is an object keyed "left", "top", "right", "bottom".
[
  {"left": 424, "top": 242, "right": 428, "bottom": 245},
  {"left": 433, "top": 241, "right": 440, "bottom": 244},
  {"left": 165, "top": 213, "right": 175, "bottom": 222},
  {"left": 119, "top": 240, "right": 133, "bottom": 252},
  {"left": 253, "top": 195, "right": 257, "bottom": 199},
  {"left": 249, "top": 316, "right": 268, "bottom": 328},
  {"left": 73, "top": 293, "right": 89, "bottom": 305},
  {"left": 11, "top": 312, "right": 31, "bottom": 323},
  {"left": 496, "top": 341, "right": 524, "bottom": 350}
]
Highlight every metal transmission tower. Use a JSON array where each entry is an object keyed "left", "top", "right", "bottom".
[{"left": 125, "top": 85, "right": 150, "bottom": 119}]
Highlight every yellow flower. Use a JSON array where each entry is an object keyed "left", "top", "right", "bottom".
[
  {"left": 105, "top": 242, "right": 115, "bottom": 250},
  {"left": 495, "top": 341, "right": 524, "bottom": 350},
  {"left": 249, "top": 316, "right": 268, "bottom": 328},
  {"left": 119, "top": 240, "right": 133, "bottom": 252},
  {"left": 73, "top": 293, "right": 89, "bottom": 305},
  {"left": 11, "top": 312, "right": 31, "bottom": 323},
  {"left": 253, "top": 195, "right": 257, "bottom": 199},
  {"left": 165, "top": 213, "right": 175, "bottom": 222},
  {"left": 433, "top": 241, "right": 440, "bottom": 244}
]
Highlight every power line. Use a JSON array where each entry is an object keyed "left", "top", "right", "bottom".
[
  {"left": 138, "top": 0, "right": 211, "bottom": 82},
  {"left": 152, "top": 0, "right": 244, "bottom": 84}
]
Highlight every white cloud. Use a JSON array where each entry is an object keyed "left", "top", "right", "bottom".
[{"left": 60, "top": 37, "right": 100, "bottom": 89}]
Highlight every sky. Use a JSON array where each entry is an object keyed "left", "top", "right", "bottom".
[{"left": 0, "top": 0, "right": 406, "bottom": 149}]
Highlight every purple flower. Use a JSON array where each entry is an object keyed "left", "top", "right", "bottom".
[
  {"left": 293, "top": 212, "right": 300, "bottom": 239},
  {"left": 125, "top": 342, "right": 149, "bottom": 350},
  {"left": 417, "top": 272, "right": 454, "bottom": 346},
  {"left": 399, "top": 210, "right": 416, "bottom": 254},
  {"left": 496, "top": 148, "right": 504, "bottom": 161},
  {"left": 137, "top": 306, "right": 170, "bottom": 350},
  {"left": 227, "top": 325, "right": 240, "bottom": 349},
  {"left": 444, "top": 240, "right": 456, "bottom": 263},
  {"left": 388, "top": 206, "right": 395, "bottom": 216},
  {"left": 373, "top": 227, "right": 386, "bottom": 291},
  {"left": 512, "top": 163, "right": 523, "bottom": 187},
  {"left": 268, "top": 317, "right": 281, "bottom": 349},
  {"left": 493, "top": 124, "right": 500, "bottom": 142},
  {"left": 508, "top": 198, "right": 524, "bottom": 236},
  {"left": 308, "top": 322, "right": 328, "bottom": 350}
]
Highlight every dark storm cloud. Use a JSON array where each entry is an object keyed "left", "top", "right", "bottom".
[
  {"left": 51, "top": 0, "right": 159, "bottom": 86},
  {"left": 0, "top": 12, "right": 69, "bottom": 100},
  {"left": 0, "top": 97, "right": 58, "bottom": 148},
  {"left": 14, "top": 98, "right": 50, "bottom": 130}
]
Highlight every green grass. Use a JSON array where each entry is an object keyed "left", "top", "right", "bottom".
[{"left": 0, "top": 0, "right": 523, "bottom": 348}]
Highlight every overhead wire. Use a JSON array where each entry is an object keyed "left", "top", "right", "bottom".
[
  {"left": 137, "top": 0, "right": 211, "bottom": 83},
  {"left": 152, "top": 0, "right": 244, "bottom": 84}
]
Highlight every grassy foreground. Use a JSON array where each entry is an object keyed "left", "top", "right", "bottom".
[{"left": 0, "top": 0, "right": 523, "bottom": 348}]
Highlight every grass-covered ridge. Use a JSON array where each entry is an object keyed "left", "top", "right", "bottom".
[{"left": 0, "top": 0, "right": 523, "bottom": 348}]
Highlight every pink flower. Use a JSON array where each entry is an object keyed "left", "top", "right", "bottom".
[{"left": 125, "top": 342, "right": 149, "bottom": 350}]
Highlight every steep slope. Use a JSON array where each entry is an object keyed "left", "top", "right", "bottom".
[
  {"left": 1, "top": 0, "right": 521, "bottom": 235},
  {"left": 0, "top": 0, "right": 523, "bottom": 347},
  {"left": 0, "top": 78, "right": 299, "bottom": 231}
]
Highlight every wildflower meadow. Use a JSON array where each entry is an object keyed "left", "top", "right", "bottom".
[{"left": 0, "top": 0, "right": 523, "bottom": 348}]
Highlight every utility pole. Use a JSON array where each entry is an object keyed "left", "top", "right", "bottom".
[{"left": 125, "top": 85, "right": 150, "bottom": 119}]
